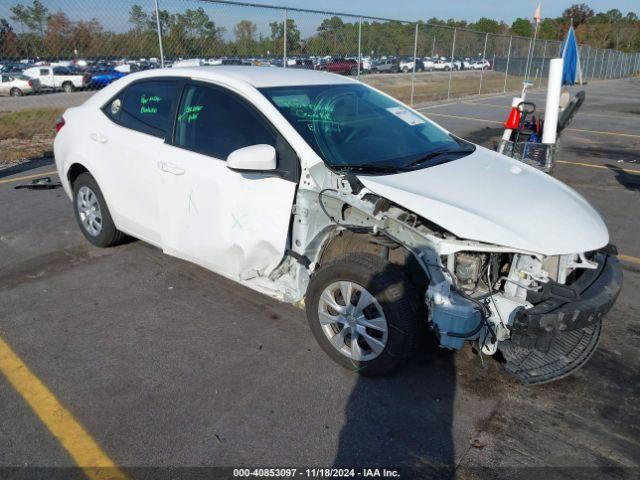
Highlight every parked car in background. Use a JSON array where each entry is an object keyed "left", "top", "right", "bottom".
[
  {"left": 87, "top": 67, "right": 126, "bottom": 89},
  {"left": 0, "top": 73, "right": 40, "bottom": 96},
  {"left": 470, "top": 59, "right": 491, "bottom": 70},
  {"left": 316, "top": 58, "right": 360, "bottom": 75},
  {"left": 432, "top": 58, "right": 454, "bottom": 71},
  {"left": 422, "top": 57, "right": 435, "bottom": 71},
  {"left": 371, "top": 58, "right": 399, "bottom": 73},
  {"left": 1, "top": 63, "right": 27, "bottom": 75},
  {"left": 399, "top": 57, "right": 425, "bottom": 73},
  {"left": 23, "top": 65, "right": 90, "bottom": 92},
  {"left": 289, "top": 59, "right": 315, "bottom": 69}
]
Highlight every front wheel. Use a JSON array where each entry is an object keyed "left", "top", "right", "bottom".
[
  {"left": 350, "top": 66, "right": 358, "bottom": 76},
  {"left": 72, "top": 172, "right": 125, "bottom": 247},
  {"left": 306, "top": 253, "right": 421, "bottom": 376},
  {"left": 9, "top": 87, "right": 23, "bottom": 97}
]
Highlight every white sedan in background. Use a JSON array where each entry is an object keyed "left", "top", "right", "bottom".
[
  {"left": 0, "top": 73, "right": 40, "bottom": 96},
  {"left": 53, "top": 67, "right": 621, "bottom": 383}
]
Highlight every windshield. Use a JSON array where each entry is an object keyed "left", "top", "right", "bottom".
[{"left": 260, "top": 84, "right": 474, "bottom": 173}]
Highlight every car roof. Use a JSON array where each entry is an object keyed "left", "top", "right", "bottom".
[{"left": 145, "top": 66, "right": 356, "bottom": 88}]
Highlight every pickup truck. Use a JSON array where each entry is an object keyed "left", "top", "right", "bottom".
[{"left": 23, "top": 65, "right": 90, "bottom": 92}]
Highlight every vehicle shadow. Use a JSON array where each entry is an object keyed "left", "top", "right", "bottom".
[
  {"left": 333, "top": 342, "right": 456, "bottom": 478},
  {"left": 333, "top": 260, "right": 456, "bottom": 478},
  {"left": 605, "top": 163, "right": 640, "bottom": 192}
]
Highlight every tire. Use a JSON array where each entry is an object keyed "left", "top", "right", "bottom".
[
  {"left": 306, "top": 253, "right": 421, "bottom": 376},
  {"left": 9, "top": 88, "right": 22, "bottom": 97},
  {"left": 62, "top": 81, "right": 74, "bottom": 93},
  {"left": 72, "top": 172, "right": 125, "bottom": 248},
  {"left": 402, "top": 67, "right": 409, "bottom": 73},
  {"left": 350, "top": 66, "right": 358, "bottom": 76}
]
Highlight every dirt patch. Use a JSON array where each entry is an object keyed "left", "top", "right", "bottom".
[
  {"left": 363, "top": 71, "right": 525, "bottom": 104},
  {"left": 0, "top": 108, "right": 62, "bottom": 167}
]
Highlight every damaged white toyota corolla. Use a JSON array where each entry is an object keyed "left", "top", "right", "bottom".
[{"left": 54, "top": 67, "right": 622, "bottom": 384}]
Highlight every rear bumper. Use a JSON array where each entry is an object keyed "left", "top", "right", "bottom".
[{"left": 511, "top": 252, "right": 622, "bottom": 342}]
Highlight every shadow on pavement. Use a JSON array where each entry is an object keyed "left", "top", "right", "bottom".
[
  {"left": 333, "top": 339, "right": 456, "bottom": 477},
  {"left": 605, "top": 163, "right": 640, "bottom": 192}
]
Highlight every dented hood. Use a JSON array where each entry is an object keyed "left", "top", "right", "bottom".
[{"left": 357, "top": 146, "right": 609, "bottom": 255}]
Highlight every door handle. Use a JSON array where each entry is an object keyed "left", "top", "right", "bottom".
[
  {"left": 89, "top": 132, "right": 108, "bottom": 143},
  {"left": 157, "top": 161, "right": 185, "bottom": 176}
]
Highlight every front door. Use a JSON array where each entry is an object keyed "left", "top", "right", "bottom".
[{"left": 157, "top": 82, "right": 298, "bottom": 280}]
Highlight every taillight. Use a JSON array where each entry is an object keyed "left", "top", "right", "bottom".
[
  {"left": 55, "top": 116, "right": 65, "bottom": 133},
  {"left": 28, "top": 80, "right": 33, "bottom": 87}
]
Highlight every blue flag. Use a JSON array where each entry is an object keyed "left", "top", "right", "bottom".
[{"left": 561, "top": 26, "right": 581, "bottom": 85}]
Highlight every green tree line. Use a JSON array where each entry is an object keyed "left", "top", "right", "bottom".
[{"left": 1, "top": 1, "right": 638, "bottom": 60}]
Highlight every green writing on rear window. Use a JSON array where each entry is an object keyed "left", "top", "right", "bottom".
[
  {"left": 140, "top": 94, "right": 162, "bottom": 114},
  {"left": 178, "top": 104, "right": 204, "bottom": 123}
]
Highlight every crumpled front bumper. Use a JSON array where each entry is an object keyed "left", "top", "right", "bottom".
[{"left": 510, "top": 251, "right": 623, "bottom": 351}]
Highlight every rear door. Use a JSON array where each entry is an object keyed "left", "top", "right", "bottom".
[
  {"left": 157, "top": 81, "right": 298, "bottom": 280},
  {"left": 92, "top": 78, "right": 182, "bottom": 244}
]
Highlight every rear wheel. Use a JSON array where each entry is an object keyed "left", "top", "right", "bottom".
[
  {"left": 306, "top": 253, "right": 421, "bottom": 376},
  {"left": 62, "top": 81, "right": 74, "bottom": 93},
  {"left": 9, "top": 87, "right": 22, "bottom": 97},
  {"left": 72, "top": 173, "right": 125, "bottom": 247}
]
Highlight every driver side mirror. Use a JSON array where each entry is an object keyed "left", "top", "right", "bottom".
[{"left": 226, "top": 144, "right": 277, "bottom": 172}]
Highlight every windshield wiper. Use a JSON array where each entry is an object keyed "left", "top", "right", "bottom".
[
  {"left": 402, "top": 148, "right": 474, "bottom": 170},
  {"left": 334, "top": 164, "right": 401, "bottom": 174}
]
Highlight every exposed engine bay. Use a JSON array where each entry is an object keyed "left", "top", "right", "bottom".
[{"left": 278, "top": 172, "right": 622, "bottom": 384}]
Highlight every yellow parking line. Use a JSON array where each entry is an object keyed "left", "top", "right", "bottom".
[
  {"left": 567, "top": 127, "right": 640, "bottom": 139},
  {"left": 556, "top": 160, "right": 640, "bottom": 175},
  {"left": 619, "top": 254, "right": 640, "bottom": 266},
  {"left": 420, "top": 111, "right": 501, "bottom": 125},
  {"left": 422, "top": 112, "right": 640, "bottom": 138},
  {"left": 0, "top": 336, "right": 126, "bottom": 480},
  {"left": 0, "top": 170, "right": 59, "bottom": 185}
]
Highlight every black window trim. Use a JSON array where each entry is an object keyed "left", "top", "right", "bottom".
[
  {"left": 167, "top": 79, "right": 300, "bottom": 183},
  {"left": 100, "top": 76, "right": 186, "bottom": 140}
]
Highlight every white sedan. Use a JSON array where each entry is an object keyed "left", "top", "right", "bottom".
[
  {"left": 54, "top": 67, "right": 621, "bottom": 382},
  {"left": 0, "top": 73, "right": 40, "bottom": 96}
]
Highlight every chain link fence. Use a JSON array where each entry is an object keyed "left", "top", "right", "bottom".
[{"left": 1, "top": 0, "right": 639, "bottom": 164}]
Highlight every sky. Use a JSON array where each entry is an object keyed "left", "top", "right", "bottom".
[
  {"left": 1, "top": 0, "right": 638, "bottom": 38},
  {"left": 252, "top": 0, "right": 640, "bottom": 23}
]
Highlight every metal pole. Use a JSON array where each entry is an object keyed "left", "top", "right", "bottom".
[
  {"left": 447, "top": 28, "right": 456, "bottom": 100},
  {"left": 357, "top": 17, "right": 362, "bottom": 80},
  {"left": 606, "top": 50, "right": 612, "bottom": 78},
  {"left": 599, "top": 49, "right": 605, "bottom": 79},
  {"left": 478, "top": 33, "right": 488, "bottom": 95},
  {"left": 503, "top": 35, "right": 512, "bottom": 93},
  {"left": 583, "top": 46, "right": 590, "bottom": 83},
  {"left": 282, "top": 8, "right": 287, "bottom": 68},
  {"left": 153, "top": 0, "right": 165, "bottom": 68},
  {"left": 410, "top": 23, "right": 418, "bottom": 105},
  {"left": 524, "top": 37, "right": 533, "bottom": 80},
  {"left": 538, "top": 40, "right": 547, "bottom": 88},
  {"left": 431, "top": 35, "right": 435, "bottom": 58},
  {"left": 593, "top": 49, "right": 598, "bottom": 79},
  {"left": 617, "top": 51, "right": 622, "bottom": 78}
]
